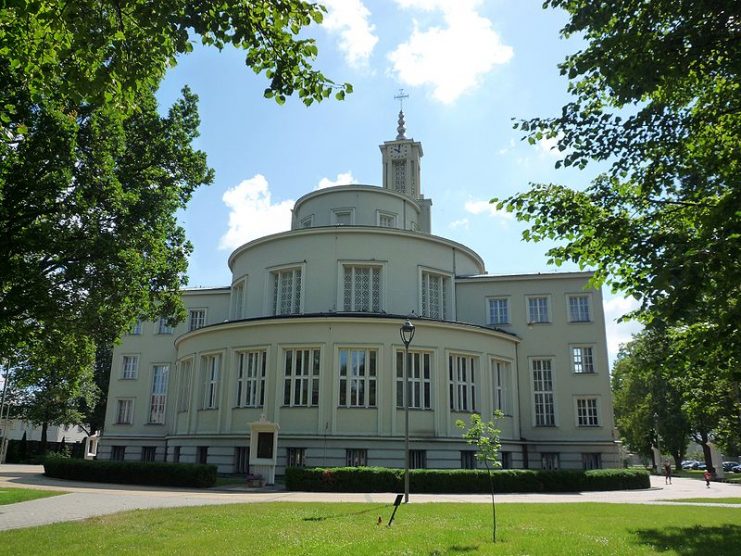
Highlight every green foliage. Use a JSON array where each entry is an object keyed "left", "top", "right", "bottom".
[
  {"left": 43, "top": 455, "right": 217, "bottom": 488},
  {"left": 611, "top": 330, "right": 691, "bottom": 465},
  {"left": 495, "top": 1, "right": 740, "bottom": 445},
  {"left": 284, "top": 466, "right": 649, "bottom": 493},
  {"left": 0, "top": 0, "right": 351, "bottom": 121},
  {"left": 0, "top": 488, "right": 63, "bottom": 506}
]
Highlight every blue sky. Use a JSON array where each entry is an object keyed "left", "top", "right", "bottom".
[{"left": 156, "top": 0, "right": 641, "bottom": 363}]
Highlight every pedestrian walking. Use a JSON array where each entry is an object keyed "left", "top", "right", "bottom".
[
  {"left": 704, "top": 468, "right": 712, "bottom": 487},
  {"left": 663, "top": 462, "right": 672, "bottom": 485}
]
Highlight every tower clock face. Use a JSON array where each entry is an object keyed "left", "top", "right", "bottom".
[{"left": 390, "top": 143, "right": 410, "bottom": 159}]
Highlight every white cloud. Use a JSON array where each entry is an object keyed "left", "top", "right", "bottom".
[
  {"left": 603, "top": 295, "right": 643, "bottom": 365},
  {"left": 388, "top": 0, "right": 513, "bottom": 103},
  {"left": 448, "top": 218, "right": 469, "bottom": 230},
  {"left": 498, "top": 138, "right": 516, "bottom": 155},
  {"left": 535, "top": 133, "right": 565, "bottom": 158},
  {"left": 464, "top": 200, "right": 514, "bottom": 227},
  {"left": 219, "top": 175, "right": 293, "bottom": 251},
  {"left": 322, "top": 0, "right": 379, "bottom": 67},
  {"left": 314, "top": 171, "right": 358, "bottom": 191}
]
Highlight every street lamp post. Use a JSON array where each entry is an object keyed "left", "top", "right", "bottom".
[{"left": 400, "top": 319, "right": 415, "bottom": 504}]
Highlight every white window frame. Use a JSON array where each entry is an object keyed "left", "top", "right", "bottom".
[
  {"left": 527, "top": 295, "right": 551, "bottom": 324},
  {"left": 376, "top": 210, "right": 398, "bottom": 228},
  {"left": 340, "top": 262, "right": 384, "bottom": 312},
  {"left": 338, "top": 347, "right": 378, "bottom": 408},
  {"left": 121, "top": 354, "right": 139, "bottom": 380},
  {"left": 157, "top": 318, "right": 175, "bottom": 335},
  {"left": 492, "top": 358, "right": 513, "bottom": 415},
  {"left": 487, "top": 297, "right": 510, "bottom": 326},
  {"left": 287, "top": 447, "right": 307, "bottom": 467},
  {"left": 567, "top": 294, "right": 592, "bottom": 322},
  {"left": 571, "top": 345, "right": 596, "bottom": 374},
  {"left": 149, "top": 364, "right": 169, "bottom": 424},
  {"left": 299, "top": 214, "right": 314, "bottom": 228},
  {"left": 129, "top": 319, "right": 142, "bottom": 335},
  {"left": 283, "top": 347, "right": 321, "bottom": 407},
  {"left": 331, "top": 208, "right": 355, "bottom": 226},
  {"left": 346, "top": 448, "right": 367, "bottom": 467},
  {"left": 419, "top": 268, "right": 451, "bottom": 320},
  {"left": 531, "top": 358, "right": 557, "bottom": 427},
  {"left": 188, "top": 308, "right": 207, "bottom": 331},
  {"left": 202, "top": 353, "right": 222, "bottom": 410},
  {"left": 115, "top": 399, "right": 134, "bottom": 424},
  {"left": 448, "top": 353, "right": 477, "bottom": 412},
  {"left": 230, "top": 277, "right": 247, "bottom": 320},
  {"left": 236, "top": 349, "right": 267, "bottom": 407},
  {"left": 396, "top": 350, "right": 432, "bottom": 410},
  {"left": 269, "top": 264, "right": 304, "bottom": 315},
  {"left": 541, "top": 452, "right": 560, "bottom": 470},
  {"left": 177, "top": 357, "right": 194, "bottom": 413},
  {"left": 575, "top": 397, "right": 601, "bottom": 427}
]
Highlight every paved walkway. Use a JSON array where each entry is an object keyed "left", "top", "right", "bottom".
[{"left": 0, "top": 464, "right": 738, "bottom": 531}]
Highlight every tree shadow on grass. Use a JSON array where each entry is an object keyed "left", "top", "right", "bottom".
[{"left": 632, "top": 524, "right": 741, "bottom": 555}]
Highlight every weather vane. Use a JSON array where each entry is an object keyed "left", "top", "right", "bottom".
[{"left": 394, "top": 89, "right": 409, "bottom": 112}]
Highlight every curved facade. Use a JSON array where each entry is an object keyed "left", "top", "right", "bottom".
[{"left": 100, "top": 122, "right": 618, "bottom": 474}]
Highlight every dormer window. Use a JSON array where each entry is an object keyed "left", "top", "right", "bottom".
[{"left": 332, "top": 209, "right": 353, "bottom": 226}]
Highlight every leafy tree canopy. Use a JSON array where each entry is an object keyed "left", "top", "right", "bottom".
[
  {"left": 0, "top": 0, "right": 351, "bottom": 124},
  {"left": 495, "top": 1, "right": 740, "bottom": 359}
]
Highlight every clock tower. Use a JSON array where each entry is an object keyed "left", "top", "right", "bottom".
[{"left": 380, "top": 109, "right": 423, "bottom": 199}]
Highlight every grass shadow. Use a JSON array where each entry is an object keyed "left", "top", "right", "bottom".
[
  {"left": 632, "top": 524, "right": 741, "bottom": 555},
  {"left": 302, "top": 504, "right": 389, "bottom": 522}
]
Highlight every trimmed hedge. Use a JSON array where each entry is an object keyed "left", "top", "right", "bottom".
[
  {"left": 285, "top": 467, "right": 649, "bottom": 493},
  {"left": 43, "top": 456, "right": 217, "bottom": 488}
]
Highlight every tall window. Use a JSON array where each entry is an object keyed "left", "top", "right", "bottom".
[
  {"left": 488, "top": 297, "right": 509, "bottom": 325},
  {"left": 571, "top": 346, "right": 595, "bottom": 374},
  {"left": 300, "top": 215, "right": 313, "bottom": 228},
  {"left": 231, "top": 279, "right": 246, "bottom": 319},
  {"left": 421, "top": 271, "right": 449, "bottom": 319},
  {"left": 177, "top": 358, "right": 193, "bottom": 412},
  {"left": 287, "top": 448, "right": 307, "bottom": 468},
  {"left": 461, "top": 451, "right": 477, "bottom": 469},
  {"left": 202, "top": 354, "right": 221, "bottom": 409},
  {"left": 338, "top": 348, "right": 377, "bottom": 407},
  {"left": 409, "top": 450, "right": 427, "bottom": 469},
  {"left": 343, "top": 265, "right": 382, "bottom": 312},
  {"left": 236, "top": 350, "right": 266, "bottom": 407},
  {"left": 273, "top": 267, "right": 302, "bottom": 315},
  {"left": 582, "top": 453, "right": 602, "bottom": 470},
  {"left": 346, "top": 448, "right": 367, "bottom": 466},
  {"left": 527, "top": 296, "right": 550, "bottom": 323},
  {"left": 115, "top": 399, "right": 133, "bottom": 424},
  {"left": 541, "top": 452, "right": 559, "bottom": 470},
  {"left": 393, "top": 160, "right": 406, "bottom": 193},
  {"left": 234, "top": 447, "right": 250, "bottom": 473},
  {"left": 158, "top": 318, "right": 174, "bottom": 334},
  {"left": 149, "top": 364, "right": 169, "bottom": 424},
  {"left": 283, "top": 348, "right": 321, "bottom": 406},
  {"left": 141, "top": 447, "right": 156, "bottom": 462},
  {"left": 449, "top": 354, "right": 476, "bottom": 412},
  {"left": 129, "top": 319, "right": 142, "bottom": 335},
  {"left": 111, "top": 446, "right": 126, "bottom": 461},
  {"left": 576, "top": 398, "right": 600, "bottom": 426},
  {"left": 532, "top": 358, "right": 556, "bottom": 426},
  {"left": 121, "top": 355, "right": 139, "bottom": 379},
  {"left": 188, "top": 308, "right": 207, "bottom": 331},
  {"left": 492, "top": 359, "right": 512, "bottom": 415},
  {"left": 197, "top": 446, "right": 208, "bottom": 464},
  {"left": 396, "top": 351, "right": 432, "bottom": 409},
  {"left": 568, "top": 295, "right": 591, "bottom": 322}
]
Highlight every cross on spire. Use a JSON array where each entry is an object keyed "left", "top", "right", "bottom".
[{"left": 394, "top": 89, "right": 409, "bottom": 140}]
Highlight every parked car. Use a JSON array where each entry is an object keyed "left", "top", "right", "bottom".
[
  {"left": 681, "top": 460, "right": 700, "bottom": 470},
  {"left": 732, "top": 464, "right": 741, "bottom": 473},
  {"left": 722, "top": 461, "right": 738, "bottom": 472}
]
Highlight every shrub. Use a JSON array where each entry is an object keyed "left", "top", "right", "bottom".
[
  {"left": 285, "top": 467, "right": 649, "bottom": 493},
  {"left": 43, "top": 455, "right": 217, "bottom": 488}
]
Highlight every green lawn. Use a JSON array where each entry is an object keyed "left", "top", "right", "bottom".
[
  {"left": 0, "top": 488, "right": 64, "bottom": 506},
  {"left": 0, "top": 502, "right": 739, "bottom": 555}
]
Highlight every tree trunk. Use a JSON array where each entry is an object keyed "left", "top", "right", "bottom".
[
  {"left": 40, "top": 422, "right": 48, "bottom": 454},
  {"left": 485, "top": 463, "right": 496, "bottom": 543}
]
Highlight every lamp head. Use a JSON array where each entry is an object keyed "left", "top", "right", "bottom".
[{"left": 400, "top": 319, "right": 416, "bottom": 347}]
